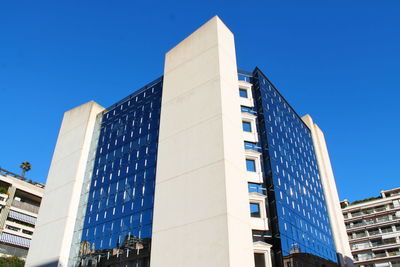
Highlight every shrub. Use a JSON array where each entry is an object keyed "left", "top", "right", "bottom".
[
  {"left": 0, "top": 256, "right": 25, "bottom": 267},
  {"left": 0, "top": 186, "right": 8, "bottom": 194}
]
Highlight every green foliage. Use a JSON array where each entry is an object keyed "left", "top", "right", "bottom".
[
  {"left": 0, "top": 256, "right": 25, "bottom": 267},
  {"left": 20, "top": 161, "right": 32, "bottom": 177},
  {"left": 0, "top": 186, "right": 8, "bottom": 194}
]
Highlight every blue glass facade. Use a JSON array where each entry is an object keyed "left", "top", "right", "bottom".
[
  {"left": 77, "top": 77, "right": 162, "bottom": 265},
  {"left": 70, "top": 68, "right": 337, "bottom": 266},
  {"left": 240, "top": 69, "right": 337, "bottom": 265}
]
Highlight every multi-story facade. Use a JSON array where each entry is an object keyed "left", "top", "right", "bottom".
[
  {"left": 342, "top": 188, "right": 400, "bottom": 267},
  {"left": 0, "top": 168, "right": 44, "bottom": 258},
  {"left": 26, "top": 16, "right": 352, "bottom": 267}
]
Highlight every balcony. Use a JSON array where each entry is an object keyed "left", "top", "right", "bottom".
[
  {"left": 375, "top": 207, "right": 387, "bottom": 212},
  {"left": 355, "top": 232, "right": 367, "bottom": 238},
  {"left": 351, "top": 212, "right": 363, "bottom": 218},
  {"left": 373, "top": 252, "right": 387, "bottom": 259},
  {"left": 244, "top": 142, "right": 262, "bottom": 153},
  {"left": 0, "top": 193, "right": 8, "bottom": 206},
  {"left": 248, "top": 183, "right": 266, "bottom": 195},
  {"left": 353, "top": 222, "right": 366, "bottom": 228},
  {"left": 352, "top": 243, "right": 371, "bottom": 250},
  {"left": 346, "top": 205, "right": 397, "bottom": 220},
  {"left": 356, "top": 254, "right": 373, "bottom": 261},
  {"left": 388, "top": 251, "right": 400, "bottom": 257},
  {"left": 11, "top": 200, "right": 39, "bottom": 214},
  {"left": 241, "top": 106, "right": 257, "bottom": 116},
  {"left": 346, "top": 217, "right": 400, "bottom": 232}
]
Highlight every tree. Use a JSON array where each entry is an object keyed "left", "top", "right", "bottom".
[
  {"left": 0, "top": 256, "right": 25, "bottom": 267},
  {"left": 20, "top": 161, "right": 31, "bottom": 177}
]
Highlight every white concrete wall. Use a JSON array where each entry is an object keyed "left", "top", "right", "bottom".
[
  {"left": 151, "top": 16, "right": 255, "bottom": 267},
  {"left": 0, "top": 174, "right": 44, "bottom": 198},
  {"left": 302, "top": 115, "right": 354, "bottom": 267},
  {"left": 25, "top": 101, "right": 104, "bottom": 267}
]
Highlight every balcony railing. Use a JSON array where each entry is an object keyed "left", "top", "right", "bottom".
[
  {"left": 357, "top": 255, "right": 373, "bottom": 261},
  {"left": 375, "top": 207, "right": 387, "bottom": 212},
  {"left": 355, "top": 233, "right": 367, "bottom": 238},
  {"left": 348, "top": 206, "right": 394, "bottom": 219},
  {"left": 353, "top": 222, "right": 366, "bottom": 228},
  {"left": 11, "top": 200, "right": 39, "bottom": 214},
  {"left": 352, "top": 244, "right": 371, "bottom": 250},
  {"left": 388, "top": 251, "right": 400, "bottom": 257},
  {"left": 244, "top": 142, "right": 262, "bottom": 153},
  {"left": 347, "top": 217, "right": 399, "bottom": 230},
  {"left": 373, "top": 253, "right": 387, "bottom": 259},
  {"left": 241, "top": 106, "right": 257, "bottom": 115}
]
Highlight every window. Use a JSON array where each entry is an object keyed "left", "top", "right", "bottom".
[
  {"left": 244, "top": 141, "right": 258, "bottom": 151},
  {"left": 239, "top": 89, "right": 248, "bottom": 98},
  {"left": 250, "top": 203, "right": 261, "bottom": 217},
  {"left": 242, "top": 121, "right": 252, "bottom": 132},
  {"left": 6, "top": 225, "right": 20, "bottom": 232},
  {"left": 254, "top": 253, "right": 266, "bottom": 267},
  {"left": 246, "top": 159, "right": 256, "bottom": 172},
  {"left": 248, "top": 183, "right": 264, "bottom": 194},
  {"left": 22, "top": 229, "right": 33, "bottom": 235}
]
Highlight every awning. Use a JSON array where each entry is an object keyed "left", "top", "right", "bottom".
[
  {"left": 8, "top": 210, "right": 36, "bottom": 225},
  {"left": 0, "top": 232, "right": 30, "bottom": 248}
]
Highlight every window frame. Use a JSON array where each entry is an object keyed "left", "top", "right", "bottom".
[
  {"left": 242, "top": 121, "right": 252, "bottom": 133},
  {"left": 239, "top": 88, "right": 248, "bottom": 98},
  {"left": 246, "top": 159, "right": 257, "bottom": 172},
  {"left": 250, "top": 202, "right": 261, "bottom": 218}
]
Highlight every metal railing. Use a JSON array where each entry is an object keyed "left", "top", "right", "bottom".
[
  {"left": 0, "top": 167, "right": 45, "bottom": 188},
  {"left": 388, "top": 251, "right": 400, "bottom": 257}
]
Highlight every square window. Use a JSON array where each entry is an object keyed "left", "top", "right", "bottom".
[
  {"left": 250, "top": 203, "right": 261, "bottom": 217},
  {"left": 239, "top": 89, "right": 248, "bottom": 98},
  {"left": 242, "top": 121, "right": 252, "bottom": 132},
  {"left": 246, "top": 159, "right": 256, "bottom": 172}
]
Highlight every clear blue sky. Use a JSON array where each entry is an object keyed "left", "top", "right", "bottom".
[{"left": 1, "top": 1, "right": 399, "bottom": 202}]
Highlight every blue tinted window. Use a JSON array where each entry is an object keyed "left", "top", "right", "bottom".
[
  {"left": 77, "top": 78, "right": 163, "bottom": 257},
  {"left": 250, "top": 203, "right": 261, "bottom": 217},
  {"left": 239, "top": 89, "right": 248, "bottom": 98},
  {"left": 250, "top": 68, "right": 338, "bottom": 263},
  {"left": 244, "top": 141, "right": 261, "bottom": 152},
  {"left": 248, "top": 183, "right": 264, "bottom": 194},
  {"left": 246, "top": 159, "right": 256, "bottom": 172},
  {"left": 241, "top": 106, "right": 257, "bottom": 115},
  {"left": 242, "top": 121, "right": 252, "bottom": 132}
]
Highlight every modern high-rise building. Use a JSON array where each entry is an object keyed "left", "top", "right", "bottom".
[
  {"left": 0, "top": 167, "right": 45, "bottom": 259},
  {"left": 26, "top": 16, "right": 352, "bottom": 267},
  {"left": 342, "top": 188, "right": 400, "bottom": 267}
]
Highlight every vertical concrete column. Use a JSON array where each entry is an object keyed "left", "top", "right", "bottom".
[
  {"left": 0, "top": 185, "right": 16, "bottom": 233},
  {"left": 151, "top": 16, "right": 254, "bottom": 267},
  {"left": 26, "top": 101, "right": 104, "bottom": 267},
  {"left": 302, "top": 115, "right": 354, "bottom": 267}
]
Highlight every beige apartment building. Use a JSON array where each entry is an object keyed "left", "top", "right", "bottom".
[
  {"left": 0, "top": 167, "right": 44, "bottom": 258},
  {"left": 342, "top": 188, "right": 400, "bottom": 267}
]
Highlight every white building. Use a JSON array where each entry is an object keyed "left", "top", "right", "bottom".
[
  {"left": 26, "top": 16, "right": 352, "bottom": 267},
  {"left": 342, "top": 188, "right": 400, "bottom": 267},
  {"left": 0, "top": 168, "right": 44, "bottom": 258}
]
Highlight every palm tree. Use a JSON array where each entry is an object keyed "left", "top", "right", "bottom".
[{"left": 20, "top": 161, "right": 31, "bottom": 178}]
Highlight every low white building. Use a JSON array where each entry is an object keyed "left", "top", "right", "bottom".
[
  {"left": 0, "top": 168, "right": 44, "bottom": 258},
  {"left": 342, "top": 188, "right": 400, "bottom": 267}
]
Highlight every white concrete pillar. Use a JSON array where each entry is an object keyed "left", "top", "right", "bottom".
[
  {"left": 302, "top": 114, "right": 354, "bottom": 267},
  {"left": 26, "top": 101, "right": 104, "bottom": 267},
  {"left": 151, "top": 16, "right": 255, "bottom": 267}
]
